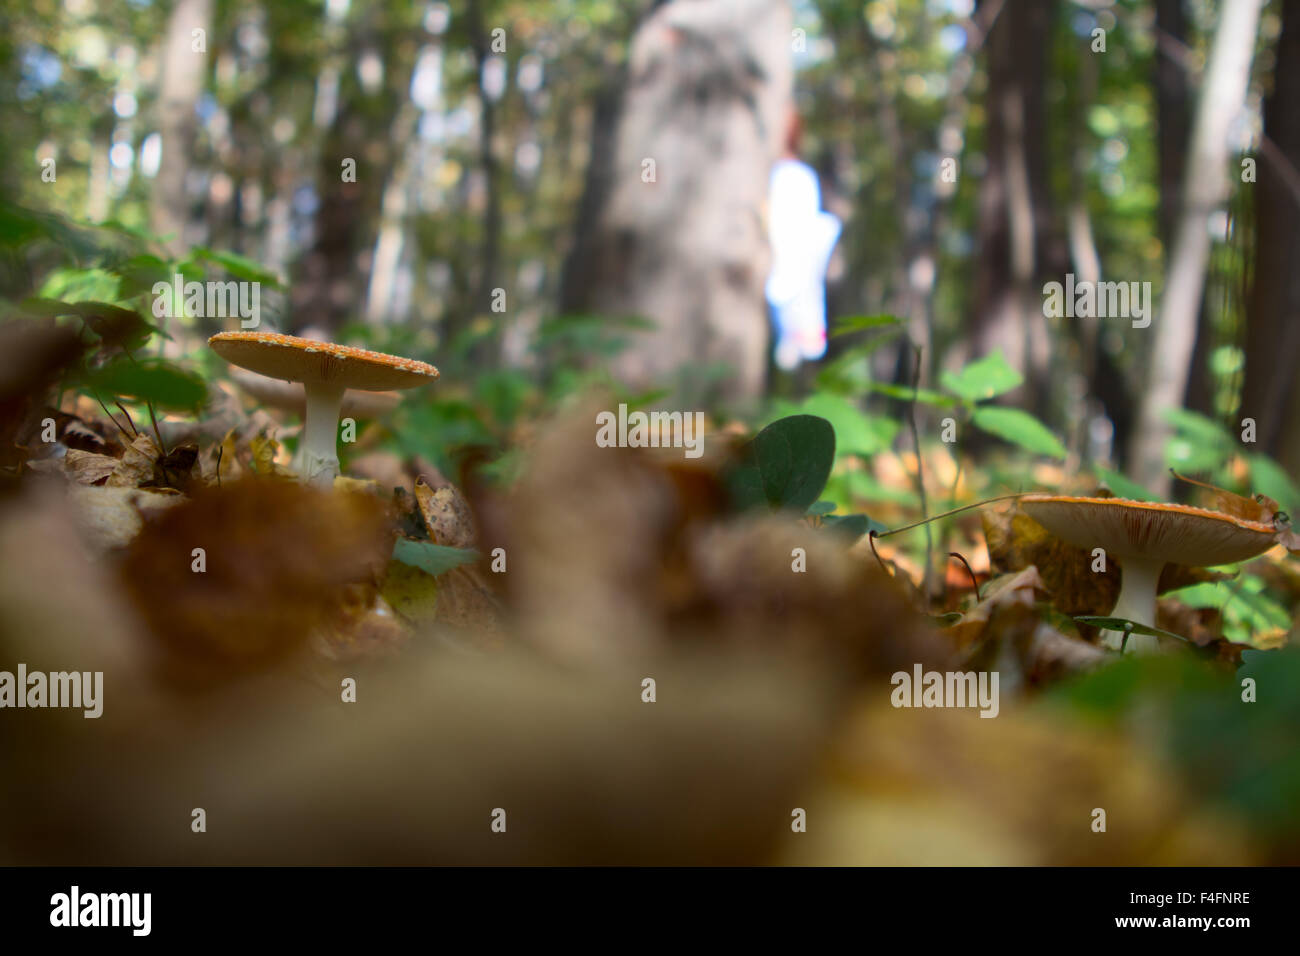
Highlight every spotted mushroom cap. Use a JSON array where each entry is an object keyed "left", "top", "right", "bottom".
[
  {"left": 209, "top": 331, "right": 439, "bottom": 391},
  {"left": 1020, "top": 494, "right": 1277, "bottom": 567}
]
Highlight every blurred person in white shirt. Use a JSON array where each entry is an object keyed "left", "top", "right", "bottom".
[{"left": 766, "top": 109, "right": 841, "bottom": 371}]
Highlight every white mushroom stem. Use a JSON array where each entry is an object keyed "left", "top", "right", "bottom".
[
  {"left": 298, "top": 383, "right": 346, "bottom": 488},
  {"left": 1103, "top": 557, "right": 1163, "bottom": 654},
  {"left": 229, "top": 367, "right": 400, "bottom": 417}
]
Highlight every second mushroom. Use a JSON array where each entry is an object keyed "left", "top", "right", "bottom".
[{"left": 1021, "top": 494, "right": 1278, "bottom": 653}]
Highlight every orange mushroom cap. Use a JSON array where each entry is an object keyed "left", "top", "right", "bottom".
[
  {"left": 1020, "top": 494, "right": 1277, "bottom": 567},
  {"left": 209, "top": 332, "right": 439, "bottom": 392}
]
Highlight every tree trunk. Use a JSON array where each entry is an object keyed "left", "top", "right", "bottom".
[
  {"left": 1156, "top": 0, "right": 1215, "bottom": 420},
  {"left": 558, "top": 0, "right": 793, "bottom": 405},
  {"left": 150, "top": 0, "right": 213, "bottom": 254},
  {"left": 1154, "top": 0, "right": 1191, "bottom": 251},
  {"left": 292, "top": 16, "right": 413, "bottom": 335},
  {"left": 291, "top": 107, "right": 372, "bottom": 332},
  {"left": 1243, "top": 0, "right": 1300, "bottom": 477},
  {"left": 466, "top": 0, "right": 503, "bottom": 323},
  {"left": 967, "top": 0, "right": 1054, "bottom": 404},
  {"left": 1130, "top": 0, "right": 1264, "bottom": 496}
]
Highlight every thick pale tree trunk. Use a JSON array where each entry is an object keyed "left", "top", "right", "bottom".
[
  {"left": 1243, "top": 0, "right": 1300, "bottom": 478},
  {"left": 1129, "top": 0, "right": 1264, "bottom": 496},
  {"left": 150, "top": 0, "right": 213, "bottom": 254},
  {"left": 559, "top": 0, "right": 794, "bottom": 405}
]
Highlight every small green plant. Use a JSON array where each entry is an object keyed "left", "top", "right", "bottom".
[
  {"left": 870, "top": 349, "right": 1067, "bottom": 460},
  {"left": 725, "top": 413, "right": 884, "bottom": 534},
  {"left": 1, "top": 201, "right": 284, "bottom": 419},
  {"left": 1163, "top": 407, "right": 1300, "bottom": 514}
]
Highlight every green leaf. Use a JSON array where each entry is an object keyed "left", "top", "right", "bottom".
[
  {"left": 728, "top": 415, "right": 835, "bottom": 513},
  {"left": 772, "top": 393, "right": 898, "bottom": 458},
  {"left": 822, "top": 512, "right": 888, "bottom": 538},
  {"left": 1163, "top": 407, "right": 1234, "bottom": 444},
  {"left": 80, "top": 358, "right": 207, "bottom": 410},
  {"left": 814, "top": 333, "right": 904, "bottom": 393},
  {"left": 941, "top": 350, "right": 1023, "bottom": 401},
  {"left": 16, "top": 297, "right": 78, "bottom": 317},
  {"left": 868, "top": 382, "right": 958, "bottom": 406},
  {"left": 1073, "top": 616, "right": 1189, "bottom": 643},
  {"left": 971, "top": 406, "right": 1066, "bottom": 459},
  {"left": 1166, "top": 582, "right": 1229, "bottom": 611},
  {"left": 1249, "top": 453, "right": 1300, "bottom": 513},
  {"left": 0, "top": 205, "right": 103, "bottom": 259},
  {"left": 1164, "top": 577, "right": 1290, "bottom": 644},
  {"left": 831, "top": 314, "right": 903, "bottom": 336},
  {"left": 832, "top": 469, "right": 919, "bottom": 507},
  {"left": 807, "top": 501, "right": 837, "bottom": 516},
  {"left": 112, "top": 254, "right": 173, "bottom": 298},
  {"left": 71, "top": 302, "right": 160, "bottom": 350},
  {"left": 20, "top": 299, "right": 163, "bottom": 349},
  {"left": 37, "top": 267, "right": 122, "bottom": 304},
  {"left": 192, "top": 246, "right": 283, "bottom": 287},
  {"left": 392, "top": 538, "right": 480, "bottom": 577},
  {"left": 1163, "top": 408, "right": 1234, "bottom": 473},
  {"left": 1093, "top": 467, "right": 1155, "bottom": 501}
]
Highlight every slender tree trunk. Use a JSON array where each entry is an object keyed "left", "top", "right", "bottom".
[
  {"left": 1243, "top": 0, "right": 1300, "bottom": 477},
  {"left": 292, "top": 14, "right": 412, "bottom": 334},
  {"left": 150, "top": 0, "right": 213, "bottom": 254},
  {"left": 292, "top": 102, "right": 382, "bottom": 333},
  {"left": 363, "top": 106, "right": 420, "bottom": 325},
  {"left": 1130, "top": 0, "right": 1264, "bottom": 496},
  {"left": 853, "top": 18, "right": 921, "bottom": 384},
  {"left": 1154, "top": 0, "right": 1191, "bottom": 252},
  {"left": 1156, "top": 0, "right": 1215, "bottom": 420},
  {"left": 968, "top": 0, "right": 1053, "bottom": 404},
  {"left": 465, "top": 0, "right": 503, "bottom": 339},
  {"left": 558, "top": 78, "right": 626, "bottom": 314}
]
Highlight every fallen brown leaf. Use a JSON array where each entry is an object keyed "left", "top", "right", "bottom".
[
  {"left": 415, "top": 476, "right": 478, "bottom": 548},
  {"left": 64, "top": 449, "right": 120, "bottom": 485}
]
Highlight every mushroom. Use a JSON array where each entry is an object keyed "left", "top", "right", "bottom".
[
  {"left": 209, "top": 332, "right": 438, "bottom": 487},
  {"left": 1020, "top": 495, "right": 1278, "bottom": 653},
  {"left": 226, "top": 366, "right": 402, "bottom": 419}
]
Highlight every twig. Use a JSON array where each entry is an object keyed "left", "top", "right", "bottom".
[
  {"left": 877, "top": 492, "right": 1032, "bottom": 538},
  {"left": 121, "top": 350, "right": 169, "bottom": 458},
  {"left": 867, "top": 530, "right": 892, "bottom": 578},
  {"left": 907, "top": 343, "right": 933, "bottom": 597},
  {"left": 90, "top": 391, "right": 134, "bottom": 445},
  {"left": 949, "top": 551, "right": 982, "bottom": 602},
  {"left": 144, "top": 400, "right": 167, "bottom": 456},
  {"left": 944, "top": 453, "right": 964, "bottom": 601},
  {"left": 113, "top": 400, "right": 139, "bottom": 437}
]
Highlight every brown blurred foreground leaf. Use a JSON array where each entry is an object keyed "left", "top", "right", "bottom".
[
  {"left": 118, "top": 480, "right": 393, "bottom": 685},
  {"left": 783, "top": 699, "right": 1252, "bottom": 865}
]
